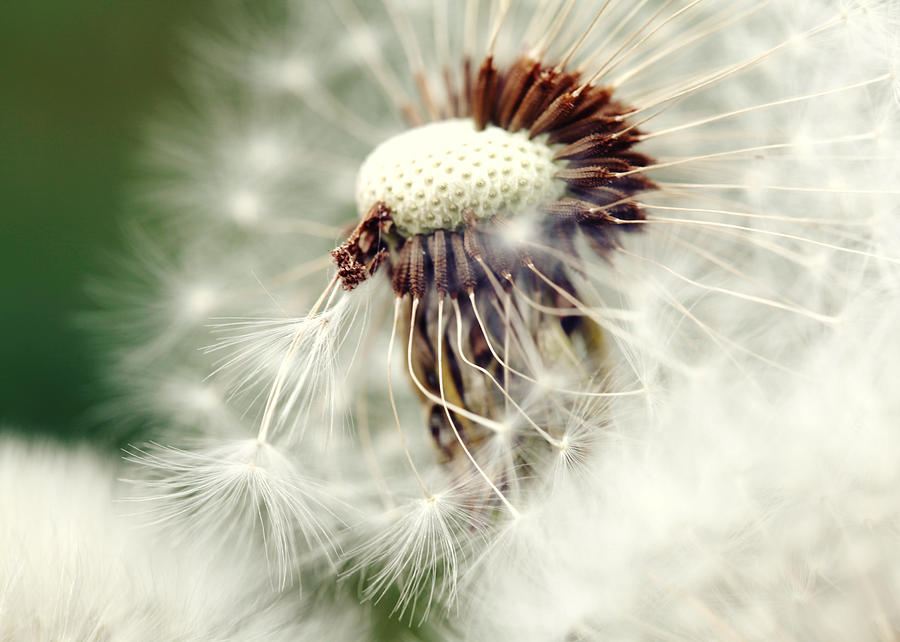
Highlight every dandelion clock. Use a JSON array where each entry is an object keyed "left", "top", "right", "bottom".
[{"left": 93, "top": 0, "right": 900, "bottom": 638}]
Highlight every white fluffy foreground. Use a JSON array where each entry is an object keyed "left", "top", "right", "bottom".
[
  {"left": 5, "top": 294, "right": 900, "bottom": 640},
  {"left": 0, "top": 439, "right": 367, "bottom": 642},
  {"left": 463, "top": 292, "right": 900, "bottom": 641}
]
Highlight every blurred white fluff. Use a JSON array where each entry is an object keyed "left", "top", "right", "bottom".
[
  {"left": 463, "top": 291, "right": 900, "bottom": 641},
  {"left": 0, "top": 437, "right": 367, "bottom": 641},
  {"left": 91, "top": 0, "right": 900, "bottom": 637},
  {"left": 125, "top": 439, "right": 339, "bottom": 590}
]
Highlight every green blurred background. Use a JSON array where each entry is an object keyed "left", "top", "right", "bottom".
[{"left": 1, "top": 2, "right": 215, "bottom": 444}]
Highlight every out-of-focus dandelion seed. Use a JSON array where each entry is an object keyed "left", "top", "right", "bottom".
[
  {"left": 0, "top": 437, "right": 331, "bottom": 641},
  {"left": 343, "top": 485, "right": 488, "bottom": 626},
  {"left": 125, "top": 439, "right": 339, "bottom": 590}
]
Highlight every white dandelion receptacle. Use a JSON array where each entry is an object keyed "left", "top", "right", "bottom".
[{"left": 356, "top": 119, "right": 566, "bottom": 235}]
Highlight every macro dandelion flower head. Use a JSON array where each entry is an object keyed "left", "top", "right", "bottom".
[{"left": 99, "top": 0, "right": 900, "bottom": 636}]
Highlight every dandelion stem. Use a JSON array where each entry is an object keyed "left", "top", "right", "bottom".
[
  {"left": 519, "top": 264, "right": 684, "bottom": 372},
  {"left": 381, "top": 0, "right": 441, "bottom": 121},
  {"left": 554, "top": 0, "right": 612, "bottom": 71},
  {"left": 255, "top": 273, "right": 339, "bottom": 448},
  {"left": 452, "top": 298, "right": 563, "bottom": 448},
  {"left": 639, "top": 74, "right": 892, "bottom": 142},
  {"left": 616, "top": 246, "right": 838, "bottom": 324},
  {"left": 617, "top": 132, "right": 876, "bottom": 177},
  {"left": 522, "top": 0, "right": 563, "bottom": 54},
  {"left": 531, "top": 0, "right": 577, "bottom": 60},
  {"left": 356, "top": 393, "right": 394, "bottom": 510},
  {"left": 331, "top": 0, "right": 423, "bottom": 125},
  {"left": 388, "top": 297, "right": 431, "bottom": 498},
  {"left": 487, "top": 0, "right": 512, "bottom": 56},
  {"left": 501, "top": 291, "right": 511, "bottom": 414},
  {"left": 578, "top": 0, "right": 650, "bottom": 75},
  {"left": 659, "top": 181, "right": 900, "bottom": 196},
  {"left": 463, "top": 0, "right": 480, "bottom": 59},
  {"left": 625, "top": 14, "right": 845, "bottom": 118},
  {"left": 611, "top": 0, "right": 773, "bottom": 88},
  {"left": 402, "top": 299, "right": 509, "bottom": 433},
  {"left": 433, "top": 298, "right": 520, "bottom": 518},
  {"left": 469, "top": 292, "right": 644, "bottom": 398},
  {"left": 588, "top": 0, "right": 705, "bottom": 87},
  {"left": 629, "top": 216, "right": 900, "bottom": 265}
]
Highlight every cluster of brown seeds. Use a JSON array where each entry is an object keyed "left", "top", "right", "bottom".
[{"left": 333, "top": 53, "right": 655, "bottom": 301}]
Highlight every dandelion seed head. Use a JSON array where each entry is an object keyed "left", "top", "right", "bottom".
[{"left": 92, "top": 0, "right": 900, "bottom": 634}]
